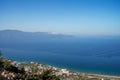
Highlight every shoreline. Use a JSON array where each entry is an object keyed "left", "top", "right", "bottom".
[
  {"left": 34, "top": 63, "right": 120, "bottom": 79},
  {"left": 47, "top": 65, "right": 120, "bottom": 77},
  {"left": 4, "top": 57, "right": 120, "bottom": 77},
  {"left": 5, "top": 58, "right": 120, "bottom": 80}
]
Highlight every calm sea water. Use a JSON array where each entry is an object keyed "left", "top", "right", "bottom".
[{"left": 0, "top": 39, "right": 120, "bottom": 75}]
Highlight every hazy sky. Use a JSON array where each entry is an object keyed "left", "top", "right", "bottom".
[{"left": 0, "top": 0, "right": 120, "bottom": 36}]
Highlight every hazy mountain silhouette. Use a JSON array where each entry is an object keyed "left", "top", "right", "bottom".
[
  {"left": 0, "top": 30, "right": 76, "bottom": 43},
  {"left": 0, "top": 30, "right": 120, "bottom": 57}
]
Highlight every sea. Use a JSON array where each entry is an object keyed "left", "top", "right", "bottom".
[{"left": 0, "top": 37, "right": 120, "bottom": 76}]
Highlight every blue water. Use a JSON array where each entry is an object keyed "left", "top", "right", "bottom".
[{"left": 0, "top": 39, "right": 120, "bottom": 75}]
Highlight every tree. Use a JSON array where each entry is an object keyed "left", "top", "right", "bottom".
[
  {"left": 0, "top": 50, "right": 3, "bottom": 68},
  {"left": 79, "top": 74, "right": 88, "bottom": 80},
  {"left": 40, "top": 69, "right": 60, "bottom": 80},
  {"left": 0, "top": 50, "right": 2, "bottom": 57}
]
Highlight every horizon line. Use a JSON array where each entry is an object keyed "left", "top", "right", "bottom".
[{"left": 0, "top": 29, "right": 120, "bottom": 37}]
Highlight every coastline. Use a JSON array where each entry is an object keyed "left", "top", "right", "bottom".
[
  {"left": 3, "top": 57, "right": 120, "bottom": 77},
  {"left": 29, "top": 62, "right": 120, "bottom": 79},
  {"left": 4, "top": 56, "right": 120, "bottom": 76},
  {"left": 1, "top": 58, "right": 120, "bottom": 80}
]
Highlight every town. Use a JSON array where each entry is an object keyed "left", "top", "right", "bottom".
[{"left": 0, "top": 57, "right": 120, "bottom": 80}]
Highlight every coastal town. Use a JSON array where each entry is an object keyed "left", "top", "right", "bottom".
[
  {"left": 0, "top": 58, "right": 120, "bottom": 80},
  {"left": 1, "top": 0, "right": 120, "bottom": 80}
]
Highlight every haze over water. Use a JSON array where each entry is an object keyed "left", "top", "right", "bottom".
[
  {"left": 0, "top": 0, "right": 120, "bottom": 76},
  {"left": 0, "top": 34, "right": 120, "bottom": 75}
]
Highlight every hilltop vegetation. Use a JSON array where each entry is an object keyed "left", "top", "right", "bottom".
[
  {"left": 0, "top": 51, "right": 60, "bottom": 80},
  {"left": 0, "top": 60, "right": 60, "bottom": 80},
  {"left": 0, "top": 51, "right": 120, "bottom": 80}
]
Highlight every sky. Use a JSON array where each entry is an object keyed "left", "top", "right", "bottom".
[{"left": 0, "top": 0, "right": 120, "bottom": 36}]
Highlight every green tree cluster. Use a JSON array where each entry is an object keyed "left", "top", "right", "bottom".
[
  {"left": 18, "top": 69, "right": 60, "bottom": 80},
  {"left": 0, "top": 50, "right": 60, "bottom": 80}
]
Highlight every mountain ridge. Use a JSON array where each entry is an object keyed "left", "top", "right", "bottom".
[{"left": 0, "top": 29, "right": 75, "bottom": 43}]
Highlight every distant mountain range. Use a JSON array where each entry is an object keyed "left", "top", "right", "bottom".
[
  {"left": 0, "top": 30, "right": 120, "bottom": 44},
  {"left": 0, "top": 30, "right": 76, "bottom": 43},
  {"left": 0, "top": 30, "right": 120, "bottom": 58}
]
